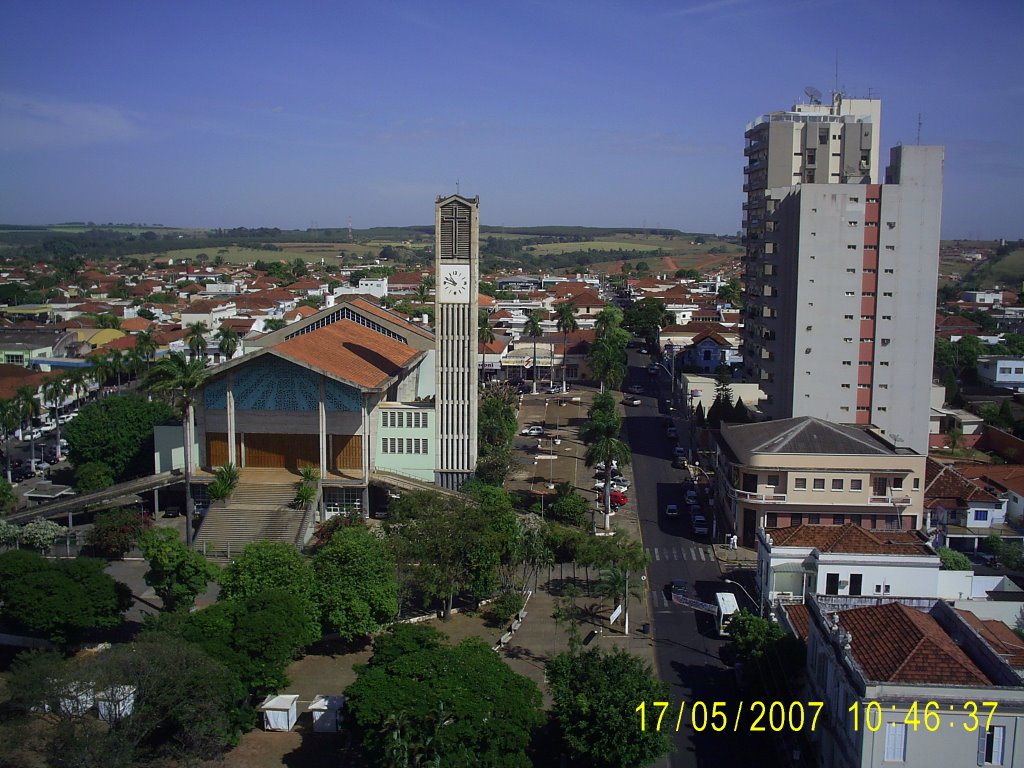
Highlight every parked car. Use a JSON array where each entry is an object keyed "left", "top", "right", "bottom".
[
  {"left": 11, "top": 467, "right": 35, "bottom": 483},
  {"left": 685, "top": 488, "right": 699, "bottom": 505},
  {"left": 691, "top": 513, "right": 709, "bottom": 536},
  {"left": 666, "top": 426, "right": 678, "bottom": 439},
  {"left": 626, "top": 384, "right": 645, "bottom": 394},
  {"left": 520, "top": 425, "right": 545, "bottom": 437},
  {"left": 547, "top": 384, "right": 564, "bottom": 394},
  {"left": 665, "top": 503, "right": 679, "bottom": 517},
  {"left": 594, "top": 479, "right": 629, "bottom": 493},
  {"left": 623, "top": 396, "right": 642, "bottom": 406},
  {"left": 673, "top": 446, "right": 689, "bottom": 459},
  {"left": 608, "top": 490, "right": 629, "bottom": 506}
]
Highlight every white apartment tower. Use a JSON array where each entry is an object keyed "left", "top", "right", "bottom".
[
  {"left": 434, "top": 194, "right": 480, "bottom": 489},
  {"left": 742, "top": 94, "right": 943, "bottom": 454}
]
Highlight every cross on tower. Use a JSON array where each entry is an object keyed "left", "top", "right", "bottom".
[{"left": 441, "top": 204, "right": 470, "bottom": 258}]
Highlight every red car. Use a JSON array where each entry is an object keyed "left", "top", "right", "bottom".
[{"left": 608, "top": 490, "right": 629, "bottom": 506}]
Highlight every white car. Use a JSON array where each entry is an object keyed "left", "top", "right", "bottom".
[
  {"left": 520, "top": 425, "right": 545, "bottom": 437},
  {"left": 691, "top": 513, "right": 709, "bottom": 536},
  {"left": 624, "top": 396, "right": 642, "bottom": 406},
  {"left": 665, "top": 503, "right": 679, "bottom": 517},
  {"left": 594, "top": 479, "right": 629, "bottom": 493}
]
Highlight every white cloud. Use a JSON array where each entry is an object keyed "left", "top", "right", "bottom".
[{"left": 0, "top": 92, "right": 143, "bottom": 151}]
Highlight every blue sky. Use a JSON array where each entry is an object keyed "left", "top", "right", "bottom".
[{"left": 1, "top": 0, "right": 1021, "bottom": 238}]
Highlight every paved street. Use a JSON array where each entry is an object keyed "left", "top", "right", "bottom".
[{"left": 624, "top": 349, "right": 781, "bottom": 768}]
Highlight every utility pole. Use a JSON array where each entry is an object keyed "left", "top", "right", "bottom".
[{"left": 623, "top": 569, "right": 630, "bottom": 636}]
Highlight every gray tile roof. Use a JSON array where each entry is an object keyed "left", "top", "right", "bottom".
[{"left": 721, "top": 416, "right": 895, "bottom": 456}]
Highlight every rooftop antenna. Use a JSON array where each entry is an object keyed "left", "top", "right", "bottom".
[
  {"left": 834, "top": 50, "right": 839, "bottom": 94},
  {"left": 456, "top": 179, "right": 460, "bottom": 195},
  {"left": 916, "top": 113, "right": 922, "bottom": 145},
  {"left": 804, "top": 85, "right": 822, "bottom": 105}
]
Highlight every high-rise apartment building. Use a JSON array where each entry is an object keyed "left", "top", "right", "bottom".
[{"left": 742, "top": 94, "right": 943, "bottom": 454}]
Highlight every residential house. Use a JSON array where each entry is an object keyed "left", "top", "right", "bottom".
[
  {"left": 714, "top": 417, "right": 926, "bottom": 546},
  {"left": 977, "top": 356, "right": 1024, "bottom": 392},
  {"left": 680, "top": 329, "right": 742, "bottom": 373},
  {"left": 924, "top": 458, "right": 1019, "bottom": 553},
  {"left": 959, "top": 464, "right": 1024, "bottom": 525}
]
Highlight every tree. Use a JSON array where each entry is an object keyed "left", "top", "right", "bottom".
[
  {"left": 19, "top": 518, "right": 67, "bottom": 551},
  {"left": 6, "top": 637, "right": 249, "bottom": 767},
  {"left": 622, "top": 297, "right": 671, "bottom": 340},
  {"left": 139, "top": 527, "right": 220, "bottom": 611},
  {"left": 185, "top": 321, "right": 209, "bottom": 360},
  {"left": 264, "top": 317, "right": 287, "bottom": 332},
  {"left": 476, "top": 384, "right": 518, "bottom": 485},
  {"left": 387, "top": 491, "right": 510, "bottom": 618},
  {"left": 588, "top": 333, "right": 628, "bottom": 392},
  {"left": 0, "top": 397, "right": 18, "bottom": 482},
  {"left": 179, "top": 588, "right": 320, "bottom": 696},
  {"left": 312, "top": 525, "right": 398, "bottom": 641},
  {"left": 42, "top": 374, "right": 72, "bottom": 461},
  {"left": 547, "top": 647, "right": 671, "bottom": 768},
  {"left": 0, "top": 550, "right": 131, "bottom": 647},
  {"left": 134, "top": 328, "right": 158, "bottom": 363},
  {"left": 555, "top": 300, "right": 579, "bottom": 390},
  {"left": 524, "top": 309, "right": 543, "bottom": 394},
  {"left": 549, "top": 490, "right": 589, "bottom": 527},
  {"left": 477, "top": 313, "right": 496, "bottom": 379},
  {"left": 75, "top": 460, "right": 115, "bottom": 492},
  {"left": 0, "top": 477, "right": 16, "bottom": 515},
  {"left": 144, "top": 352, "right": 210, "bottom": 546},
  {"left": 216, "top": 326, "right": 239, "bottom": 361},
  {"left": 86, "top": 507, "right": 145, "bottom": 559},
  {"left": 592, "top": 566, "right": 644, "bottom": 609},
  {"left": 64, "top": 394, "right": 175, "bottom": 484},
  {"left": 718, "top": 276, "right": 743, "bottom": 307},
  {"left": 938, "top": 546, "right": 972, "bottom": 571},
  {"left": 345, "top": 624, "right": 543, "bottom": 767},
  {"left": 727, "top": 610, "right": 783, "bottom": 660},
  {"left": 582, "top": 412, "right": 631, "bottom": 530},
  {"left": 15, "top": 384, "right": 42, "bottom": 469}
]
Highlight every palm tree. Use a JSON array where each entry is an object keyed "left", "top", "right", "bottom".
[
  {"left": 15, "top": 386, "right": 41, "bottom": 471},
  {"left": 216, "top": 327, "right": 239, "bottom": 362},
  {"left": 478, "top": 316, "right": 496, "bottom": 382},
  {"left": 587, "top": 336, "right": 627, "bottom": 393},
  {"left": 414, "top": 281, "right": 432, "bottom": 305},
  {"left": 593, "top": 566, "right": 644, "bottom": 608},
  {"left": 555, "top": 301, "right": 579, "bottom": 392},
  {"left": 0, "top": 399, "right": 18, "bottom": 483},
  {"left": 126, "top": 347, "right": 146, "bottom": 384},
  {"left": 109, "top": 349, "right": 127, "bottom": 390},
  {"left": 88, "top": 352, "right": 114, "bottom": 393},
  {"left": 594, "top": 306, "right": 624, "bottom": 337},
  {"left": 135, "top": 329, "right": 158, "bottom": 364},
  {"left": 95, "top": 313, "right": 122, "bottom": 330},
  {"left": 523, "top": 310, "right": 543, "bottom": 395},
  {"left": 41, "top": 376, "right": 71, "bottom": 462},
  {"left": 185, "top": 321, "right": 209, "bottom": 362},
  {"left": 145, "top": 352, "right": 211, "bottom": 546},
  {"left": 582, "top": 412, "right": 631, "bottom": 531}
]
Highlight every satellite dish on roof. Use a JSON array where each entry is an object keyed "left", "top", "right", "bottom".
[{"left": 805, "top": 86, "right": 823, "bottom": 105}]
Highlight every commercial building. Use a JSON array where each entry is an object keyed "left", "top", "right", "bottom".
[
  {"left": 713, "top": 416, "right": 926, "bottom": 546},
  {"left": 783, "top": 596, "right": 1024, "bottom": 767},
  {"left": 741, "top": 93, "right": 943, "bottom": 454}
]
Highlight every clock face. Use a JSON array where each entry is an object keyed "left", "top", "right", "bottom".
[{"left": 438, "top": 264, "right": 471, "bottom": 304}]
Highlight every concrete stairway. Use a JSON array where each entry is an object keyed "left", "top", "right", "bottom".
[{"left": 194, "top": 481, "right": 306, "bottom": 558}]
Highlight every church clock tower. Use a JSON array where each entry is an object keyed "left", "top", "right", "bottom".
[{"left": 434, "top": 194, "right": 479, "bottom": 489}]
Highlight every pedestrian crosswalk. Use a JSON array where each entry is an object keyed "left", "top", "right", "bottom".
[{"left": 645, "top": 545, "right": 714, "bottom": 563}]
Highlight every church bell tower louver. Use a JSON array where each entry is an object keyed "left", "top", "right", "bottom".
[{"left": 434, "top": 194, "right": 479, "bottom": 489}]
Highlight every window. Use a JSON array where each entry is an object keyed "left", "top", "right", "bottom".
[
  {"left": 884, "top": 723, "right": 907, "bottom": 762},
  {"left": 882, "top": 291, "right": 893, "bottom": 297},
  {"left": 913, "top": 478, "right": 920, "bottom": 490},
  {"left": 795, "top": 478, "right": 807, "bottom": 490},
  {"left": 847, "top": 245, "right": 857, "bottom": 250},
  {"left": 882, "top": 315, "right": 892, "bottom": 320},
  {"left": 842, "top": 383, "right": 851, "bottom": 389},
  {"left": 874, "top": 477, "right": 888, "bottom": 496},
  {"left": 832, "top": 479, "right": 843, "bottom": 491},
  {"left": 885, "top": 244, "right": 895, "bottom": 250},
  {"left": 844, "top": 337, "right": 854, "bottom": 343},
  {"left": 834, "top": 515, "right": 845, "bottom": 525},
  {"left": 884, "top": 268, "right": 894, "bottom": 274},
  {"left": 766, "top": 475, "right": 780, "bottom": 488},
  {"left": 766, "top": 513, "right": 778, "bottom": 528},
  {"left": 825, "top": 573, "right": 839, "bottom": 595},
  {"left": 886, "top": 221, "right": 896, "bottom": 229},
  {"left": 845, "top": 314, "right": 854, "bottom": 320},
  {"left": 843, "top": 360, "right": 852, "bottom": 366},
  {"left": 791, "top": 514, "right": 803, "bottom": 526},
  {"left": 849, "top": 573, "right": 863, "bottom": 596},
  {"left": 985, "top": 725, "right": 1005, "bottom": 765},
  {"left": 975, "top": 509, "right": 989, "bottom": 522},
  {"left": 813, "top": 478, "right": 825, "bottom": 490},
  {"left": 808, "top": 514, "right": 820, "bottom": 524},
  {"left": 397, "top": 439, "right": 404, "bottom": 454},
  {"left": 892, "top": 477, "right": 903, "bottom": 490},
  {"left": 851, "top": 479, "right": 862, "bottom": 491}
]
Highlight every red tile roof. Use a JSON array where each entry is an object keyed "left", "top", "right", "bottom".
[
  {"left": 838, "top": 602, "right": 992, "bottom": 686},
  {"left": 345, "top": 297, "right": 434, "bottom": 341},
  {"left": 956, "top": 609, "right": 1024, "bottom": 667},
  {"left": 769, "top": 524, "right": 933, "bottom": 556},
  {"left": 0, "top": 365, "right": 58, "bottom": 400},
  {"left": 782, "top": 604, "right": 811, "bottom": 641},
  {"left": 273, "top": 319, "right": 421, "bottom": 390},
  {"left": 924, "top": 458, "right": 998, "bottom": 509},
  {"left": 957, "top": 464, "right": 1024, "bottom": 499}
]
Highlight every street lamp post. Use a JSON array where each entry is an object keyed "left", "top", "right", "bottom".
[{"left": 724, "top": 578, "right": 763, "bottom": 618}]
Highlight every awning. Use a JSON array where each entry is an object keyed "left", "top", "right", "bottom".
[{"left": 772, "top": 562, "right": 813, "bottom": 573}]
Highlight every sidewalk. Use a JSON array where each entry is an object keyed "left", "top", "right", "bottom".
[{"left": 505, "top": 385, "right": 659, "bottom": 681}]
